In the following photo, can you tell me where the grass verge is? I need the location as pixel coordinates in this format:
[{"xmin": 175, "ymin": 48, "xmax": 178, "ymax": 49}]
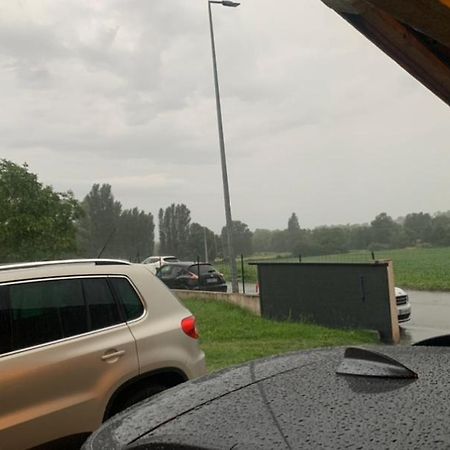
[{"xmin": 183, "ymin": 298, "xmax": 378, "ymax": 372}]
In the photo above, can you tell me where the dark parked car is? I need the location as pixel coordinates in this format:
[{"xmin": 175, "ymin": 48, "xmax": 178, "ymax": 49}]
[
  {"xmin": 156, "ymin": 262, "xmax": 227, "ymax": 293},
  {"xmin": 84, "ymin": 341, "xmax": 450, "ymax": 449}
]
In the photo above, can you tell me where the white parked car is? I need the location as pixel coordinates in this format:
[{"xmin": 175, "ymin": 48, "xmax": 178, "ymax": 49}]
[
  {"xmin": 142, "ymin": 255, "xmax": 179, "ymax": 274},
  {"xmin": 395, "ymin": 287, "xmax": 412, "ymax": 322}
]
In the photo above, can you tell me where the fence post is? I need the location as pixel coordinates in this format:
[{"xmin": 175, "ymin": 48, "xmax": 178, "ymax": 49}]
[{"xmin": 241, "ymin": 254, "xmax": 245, "ymax": 294}]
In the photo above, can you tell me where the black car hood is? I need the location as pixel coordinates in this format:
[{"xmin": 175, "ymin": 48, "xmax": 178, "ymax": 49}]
[{"xmin": 84, "ymin": 346, "xmax": 450, "ymax": 449}]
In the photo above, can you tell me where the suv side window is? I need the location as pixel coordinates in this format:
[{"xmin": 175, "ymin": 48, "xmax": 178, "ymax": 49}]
[
  {"xmin": 83, "ymin": 278, "xmax": 121, "ymax": 330},
  {"xmin": 109, "ymin": 277, "xmax": 144, "ymax": 321},
  {"xmin": 8, "ymin": 279, "xmax": 86, "ymax": 352},
  {"xmin": 0, "ymin": 277, "xmax": 125, "ymax": 355},
  {"xmin": 0, "ymin": 286, "xmax": 11, "ymax": 354}
]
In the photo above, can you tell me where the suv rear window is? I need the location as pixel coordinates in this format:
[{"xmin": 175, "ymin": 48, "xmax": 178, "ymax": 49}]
[
  {"xmin": 84, "ymin": 278, "xmax": 121, "ymax": 330},
  {"xmin": 189, "ymin": 264, "xmax": 216, "ymax": 276},
  {"xmin": 110, "ymin": 277, "xmax": 144, "ymax": 321},
  {"xmin": 0, "ymin": 277, "xmax": 137, "ymax": 355}
]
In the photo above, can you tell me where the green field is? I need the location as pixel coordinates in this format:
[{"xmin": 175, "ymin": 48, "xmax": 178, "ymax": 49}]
[
  {"xmin": 183, "ymin": 298, "xmax": 378, "ymax": 372},
  {"xmin": 216, "ymin": 247, "xmax": 450, "ymax": 291},
  {"xmin": 367, "ymin": 247, "xmax": 450, "ymax": 291}
]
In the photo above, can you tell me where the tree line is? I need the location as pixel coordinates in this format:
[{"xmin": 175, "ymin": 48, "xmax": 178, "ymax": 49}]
[
  {"xmin": 0, "ymin": 160, "xmax": 252, "ymax": 262},
  {"xmin": 1, "ymin": 159, "xmax": 450, "ymax": 263},
  {"xmin": 253, "ymin": 211, "xmax": 450, "ymax": 256}
]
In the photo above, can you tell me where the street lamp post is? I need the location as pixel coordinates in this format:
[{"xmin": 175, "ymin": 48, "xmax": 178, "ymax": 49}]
[{"xmin": 208, "ymin": 0, "xmax": 240, "ymax": 293}]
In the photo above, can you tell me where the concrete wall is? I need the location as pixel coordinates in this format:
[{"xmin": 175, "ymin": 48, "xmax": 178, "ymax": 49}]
[{"xmin": 172, "ymin": 289, "xmax": 261, "ymax": 316}]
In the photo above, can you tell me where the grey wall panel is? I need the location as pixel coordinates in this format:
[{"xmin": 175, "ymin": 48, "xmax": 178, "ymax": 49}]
[{"xmin": 251, "ymin": 262, "xmax": 398, "ymax": 343}]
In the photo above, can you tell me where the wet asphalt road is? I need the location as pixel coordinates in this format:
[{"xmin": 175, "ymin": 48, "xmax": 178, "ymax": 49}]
[{"xmin": 400, "ymin": 290, "xmax": 450, "ymax": 344}]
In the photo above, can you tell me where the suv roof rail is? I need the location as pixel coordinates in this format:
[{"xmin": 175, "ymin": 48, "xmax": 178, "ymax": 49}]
[{"xmin": 0, "ymin": 259, "xmax": 132, "ymax": 271}]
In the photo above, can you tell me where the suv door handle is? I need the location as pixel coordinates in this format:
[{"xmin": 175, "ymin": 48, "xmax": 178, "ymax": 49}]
[{"xmin": 101, "ymin": 349, "xmax": 125, "ymax": 361}]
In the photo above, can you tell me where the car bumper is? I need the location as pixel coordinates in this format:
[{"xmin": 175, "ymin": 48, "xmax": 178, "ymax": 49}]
[
  {"xmin": 194, "ymin": 284, "xmax": 227, "ymax": 293},
  {"xmin": 397, "ymin": 302, "xmax": 412, "ymax": 323}
]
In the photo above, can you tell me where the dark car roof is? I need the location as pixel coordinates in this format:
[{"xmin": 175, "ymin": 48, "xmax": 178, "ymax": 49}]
[{"xmin": 84, "ymin": 345, "xmax": 450, "ymax": 449}]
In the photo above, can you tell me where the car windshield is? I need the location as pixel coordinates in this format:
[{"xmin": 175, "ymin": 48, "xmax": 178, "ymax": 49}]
[{"xmin": 164, "ymin": 257, "xmax": 179, "ymax": 262}]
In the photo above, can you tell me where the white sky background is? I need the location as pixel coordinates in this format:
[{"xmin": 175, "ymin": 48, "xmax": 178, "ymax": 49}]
[{"xmin": 0, "ymin": 0, "xmax": 448, "ymax": 233}]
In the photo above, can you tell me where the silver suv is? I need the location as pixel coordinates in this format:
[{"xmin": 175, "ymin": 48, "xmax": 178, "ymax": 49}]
[{"xmin": 0, "ymin": 259, "xmax": 206, "ymax": 450}]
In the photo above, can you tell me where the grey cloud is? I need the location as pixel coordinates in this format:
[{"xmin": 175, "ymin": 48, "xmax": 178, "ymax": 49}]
[
  {"xmin": 14, "ymin": 61, "xmax": 53, "ymax": 88},
  {"xmin": 0, "ymin": 23, "xmax": 67, "ymax": 61},
  {"xmin": 0, "ymin": 0, "xmax": 448, "ymax": 232}
]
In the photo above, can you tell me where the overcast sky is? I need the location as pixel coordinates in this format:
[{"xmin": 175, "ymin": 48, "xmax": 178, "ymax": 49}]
[{"xmin": 0, "ymin": 0, "xmax": 448, "ymax": 233}]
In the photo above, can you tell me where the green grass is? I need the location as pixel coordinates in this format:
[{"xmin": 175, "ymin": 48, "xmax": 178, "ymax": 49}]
[
  {"xmin": 302, "ymin": 247, "xmax": 450, "ymax": 291},
  {"xmin": 183, "ymin": 298, "xmax": 378, "ymax": 372},
  {"xmin": 373, "ymin": 247, "xmax": 450, "ymax": 291},
  {"xmin": 216, "ymin": 247, "xmax": 450, "ymax": 291}
]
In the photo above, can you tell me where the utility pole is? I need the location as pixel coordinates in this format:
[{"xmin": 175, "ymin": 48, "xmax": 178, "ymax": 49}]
[{"xmin": 207, "ymin": 0, "xmax": 240, "ymax": 292}]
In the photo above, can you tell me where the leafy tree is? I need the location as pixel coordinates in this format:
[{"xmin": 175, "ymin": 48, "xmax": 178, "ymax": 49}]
[
  {"xmin": 291, "ymin": 229, "xmax": 323, "ymax": 256},
  {"xmin": 370, "ymin": 212, "xmax": 401, "ymax": 247},
  {"xmin": 347, "ymin": 224, "xmax": 372, "ymax": 250},
  {"xmin": 287, "ymin": 213, "xmax": 301, "ymax": 233},
  {"xmin": 311, "ymin": 226, "xmax": 348, "ymax": 254},
  {"xmin": 159, "ymin": 203, "xmax": 191, "ymax": 258},
  {"xmin": 252, "ymin": 229, "xmax": 273, "ymax": 253},
  {"xmin": 430, "ymin": 214, "xmax": 450, "ymax": 246},
  {"xmin": 77, "ymin": 184, "xmax": 122, "ymax": 257},
  {"xmin": 117, "ymin": 208, "xmax": 155, "ymax": 261},
  {"xmin": 78, "ymin": 184, "xmax": 155, "ymax": 260},
  {"xmin": 221, "ymin": 220, "xmax": 253, "ymax": 257},
  {"xmin": 187, "ymin": 223, "xmax": 217, "ymax": 261},
  {"xmin": 404, "ymin": 212, "xmax": 432, "ymax": 244},
  {"xmin": 158, "ymin": 208, "xmax": 166, "ymax": 254},
  {"xmin": 0, "ymin": 159, "xmax": 81, "ymax": 262}
]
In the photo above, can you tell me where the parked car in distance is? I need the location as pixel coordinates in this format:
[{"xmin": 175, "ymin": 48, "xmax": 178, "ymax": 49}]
[
  {"xmin": 84, "ymin": 343, "xmax": 450, "ymax": 449},
  {"xmin": 395, "ymin": 287, "xmax": 412, "ymax": 323},
  {"xmin": 157, "ymin": 261, "xmax": 227, "ymax": 292},
  {"xmin": 0, "ymin": 259, "xmax": 206, "ymax": 450},
  {"xmin": 142, "ymin": 255, "xmax": 179, "ymax": 273}
]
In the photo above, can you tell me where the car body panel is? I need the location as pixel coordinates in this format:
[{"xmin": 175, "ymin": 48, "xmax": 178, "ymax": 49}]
[
  {"xmin": 0, "ymin": 260, "xmax": 206, "ymax": 449},
  {"xmin": 395, "ymin": 287, "xmax": 412, "ymax": 322},
  {"xmin": 85, "ymin": 345, "xmax": 450, "ymax": 449},
  {"xmin": 0, "ymin": 324, "xmax": 138, "ymax": 450},
  {"xmin": 125, "ymin": 270, "xmax": 207, "ymax": 379}
]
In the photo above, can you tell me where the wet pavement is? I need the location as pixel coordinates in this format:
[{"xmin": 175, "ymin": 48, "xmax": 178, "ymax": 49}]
[{"xmin": 400, "ymin": 290, "xmax": 450, "ymax": 344}]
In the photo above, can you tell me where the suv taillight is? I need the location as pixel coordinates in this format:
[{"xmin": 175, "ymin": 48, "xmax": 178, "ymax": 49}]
[{"xmin": 181, "ymin": 316, "xmax": 199, "ymax": 339}]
